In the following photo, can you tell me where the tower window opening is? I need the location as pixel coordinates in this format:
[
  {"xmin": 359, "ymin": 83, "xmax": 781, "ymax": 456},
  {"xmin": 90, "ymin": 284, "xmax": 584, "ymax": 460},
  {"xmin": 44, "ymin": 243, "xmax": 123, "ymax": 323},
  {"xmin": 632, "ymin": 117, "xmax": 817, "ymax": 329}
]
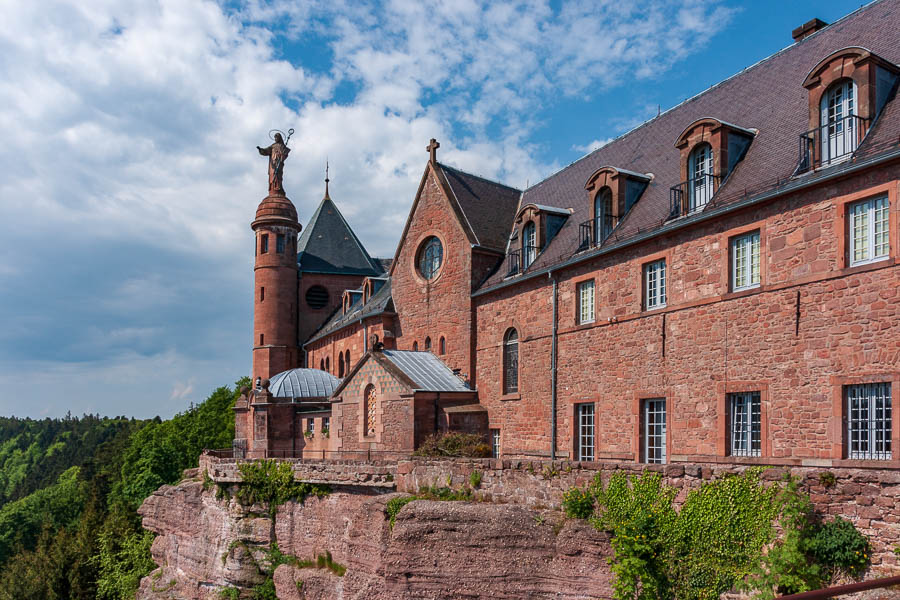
[
  {"xmin": 259, "ymin": 287, "xmax": 265, "ymax": 302},
  {"xmin": 276, "ymin": 234, "xmax": 285, "ymax": 253},
  {"xmin": 260, "ymin": 234, "xmax": 269, "ymax": 254},
  {"xmin": 259, "ymin": 333, "xmax": 264, "ymax": 345}
]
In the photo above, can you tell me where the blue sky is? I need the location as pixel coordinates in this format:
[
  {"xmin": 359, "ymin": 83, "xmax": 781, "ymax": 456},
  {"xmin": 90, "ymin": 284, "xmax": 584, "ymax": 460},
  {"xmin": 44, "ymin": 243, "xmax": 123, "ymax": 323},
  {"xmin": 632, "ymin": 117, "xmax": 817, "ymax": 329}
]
[{"xmin": 0, "ymin": 0, "xmax": 867, "ymax": 418}]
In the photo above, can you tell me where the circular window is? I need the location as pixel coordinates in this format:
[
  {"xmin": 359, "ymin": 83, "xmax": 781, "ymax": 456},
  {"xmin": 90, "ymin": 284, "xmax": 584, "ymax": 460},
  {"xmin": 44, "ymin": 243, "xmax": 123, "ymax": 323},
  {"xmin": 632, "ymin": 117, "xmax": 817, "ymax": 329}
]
[
  {"xmin": 305, "ymin": 285, "xmax": 329, "ymax": 309},
  {"xmin": 417, "ymin": 236, "xmax": 443, "ymax": 280}
]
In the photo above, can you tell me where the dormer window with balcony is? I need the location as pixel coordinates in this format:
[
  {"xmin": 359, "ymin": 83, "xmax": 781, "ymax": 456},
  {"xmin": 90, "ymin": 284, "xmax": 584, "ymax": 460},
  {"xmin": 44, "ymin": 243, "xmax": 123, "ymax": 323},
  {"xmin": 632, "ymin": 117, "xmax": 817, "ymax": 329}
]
[
  {"xmin": 669, "ymin": 118, "xmax": 755, "ymax": 219},
  {"xmin": 506, "ymin": 204, "xmax": 571, "ymax": 276},
  {"xmin": 579, "ymin": 166, "xmax": 651, "ymax": 250},
  {"xmin": 798, "ymin": 47, "xmax": 899, "ymax": 173}
]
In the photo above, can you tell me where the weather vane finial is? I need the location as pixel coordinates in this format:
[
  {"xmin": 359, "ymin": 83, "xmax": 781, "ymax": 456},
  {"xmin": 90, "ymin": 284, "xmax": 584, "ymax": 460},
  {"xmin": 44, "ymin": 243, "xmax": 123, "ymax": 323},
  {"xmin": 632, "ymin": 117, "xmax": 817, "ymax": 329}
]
[{"xmin": 324, "ymin": 159, "xmax": 330, "ymax": 199}]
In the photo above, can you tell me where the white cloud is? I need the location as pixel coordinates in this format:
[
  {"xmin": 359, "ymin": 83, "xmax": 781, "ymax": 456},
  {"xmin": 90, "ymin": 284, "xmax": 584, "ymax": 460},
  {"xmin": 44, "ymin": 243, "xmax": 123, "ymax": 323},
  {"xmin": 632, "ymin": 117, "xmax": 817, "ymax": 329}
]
[
  {"xmin": 0, "ymin": 0, "xmax": 734, "ymax": 417},
  {"xmin": 572, "ymin": 138, "xmax": 614, "ymax": 154}
]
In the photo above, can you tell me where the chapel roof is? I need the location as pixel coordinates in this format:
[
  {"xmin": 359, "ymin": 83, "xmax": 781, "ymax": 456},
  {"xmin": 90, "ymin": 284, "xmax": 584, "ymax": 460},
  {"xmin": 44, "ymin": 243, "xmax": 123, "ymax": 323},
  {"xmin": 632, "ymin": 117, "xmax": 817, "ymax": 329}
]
[
  {"xmin": 297, "ymin": 195, "xmax": 383, "ymax": 276},
  {"xmin": 436, "ymin": 163, "xmax": 522, "ymax": 252},
  {"xmin": 380, "ymin": 350, "xmax": 473, "ymax": 393},
  {"xmin": 477, "ymin": 0, "xmax": 900, "ymax": 291}
]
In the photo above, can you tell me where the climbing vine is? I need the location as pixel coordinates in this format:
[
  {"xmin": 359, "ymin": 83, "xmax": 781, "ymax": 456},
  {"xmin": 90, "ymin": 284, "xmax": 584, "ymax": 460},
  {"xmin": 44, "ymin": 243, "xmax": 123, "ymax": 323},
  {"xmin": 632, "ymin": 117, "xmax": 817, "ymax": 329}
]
[
  {"xmin": 234, "ymin": 460, "xmax": 330, "ymax": 517},
  {"xmin": 563, "ymin": 469, "xmax": 870, "ymax": 600}
]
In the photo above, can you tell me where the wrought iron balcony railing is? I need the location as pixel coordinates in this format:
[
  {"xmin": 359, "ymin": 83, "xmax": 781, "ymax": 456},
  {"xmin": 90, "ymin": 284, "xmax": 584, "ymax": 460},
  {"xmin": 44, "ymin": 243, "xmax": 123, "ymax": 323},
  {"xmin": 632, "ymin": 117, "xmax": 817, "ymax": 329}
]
[
  {"xmin": 577, "ymin": 215, "xmax": 617, "ymax": 251},
  {"xmin": 506, "ymin": 249, "xmax": 520, "ymax": 276},
  {"xmin": 798, "ymin": 113, "xmax": 869, "ymax": 173},
  {"xmin": 669, "ymin": 173, "xmax": 721, "ymax": 219}
]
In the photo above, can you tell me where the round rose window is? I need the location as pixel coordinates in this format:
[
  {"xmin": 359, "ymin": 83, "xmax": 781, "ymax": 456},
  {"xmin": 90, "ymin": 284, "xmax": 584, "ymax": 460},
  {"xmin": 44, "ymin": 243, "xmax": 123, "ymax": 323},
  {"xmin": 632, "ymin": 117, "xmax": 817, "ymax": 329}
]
[{"xmin": 417, "ymin": 236, "xmax": 443, "ymax": 280}]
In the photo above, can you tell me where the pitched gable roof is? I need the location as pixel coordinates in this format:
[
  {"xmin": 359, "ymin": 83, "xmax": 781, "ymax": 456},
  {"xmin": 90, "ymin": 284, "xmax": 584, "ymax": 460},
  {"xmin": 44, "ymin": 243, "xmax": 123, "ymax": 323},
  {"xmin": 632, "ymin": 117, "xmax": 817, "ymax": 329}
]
[
  {"xmin": 478, "ymin": 0, "xmax": 900, "ymax": 291},
  {"xmin": 304, "ymin": 277, "xmax": 394, "ymax": 346},
  {"xmin": 332, "ymin": 350, "xmax": 474, "ymax": 397},
  {"xmin": 436, "ymin": 163, "xmax": 522, "ymax": 252},
  {"xmin": 297, "ymin": 195, "xmax": 383, "ymax": 276}
]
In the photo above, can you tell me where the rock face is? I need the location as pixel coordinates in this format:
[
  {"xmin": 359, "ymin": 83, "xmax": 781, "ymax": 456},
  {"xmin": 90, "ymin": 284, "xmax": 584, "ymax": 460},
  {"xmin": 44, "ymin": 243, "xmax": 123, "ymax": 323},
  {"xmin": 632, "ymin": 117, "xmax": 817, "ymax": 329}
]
[{"xmin": 137, "ymin": 477, "xmax": 613, "ymax": 599}]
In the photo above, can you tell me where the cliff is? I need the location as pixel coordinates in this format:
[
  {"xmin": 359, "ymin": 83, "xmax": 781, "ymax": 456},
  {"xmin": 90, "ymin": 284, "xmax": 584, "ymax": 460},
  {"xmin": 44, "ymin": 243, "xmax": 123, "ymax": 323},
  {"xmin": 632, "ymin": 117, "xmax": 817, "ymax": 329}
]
[{"xmin": 136, "ymin": 471, "xmax": 613, "ymax": 599}]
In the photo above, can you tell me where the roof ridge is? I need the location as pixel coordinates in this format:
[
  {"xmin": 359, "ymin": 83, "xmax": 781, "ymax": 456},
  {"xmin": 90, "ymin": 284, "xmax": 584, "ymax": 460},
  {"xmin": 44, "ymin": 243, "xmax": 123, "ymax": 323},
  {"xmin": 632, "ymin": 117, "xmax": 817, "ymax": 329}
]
[
  {"xmin": 437, "ymin": 161, "xmax": 522, "ymax": 193},
  {"xmin": 524, "ymin": 0, "xmax": 888, "ymax": 195}
]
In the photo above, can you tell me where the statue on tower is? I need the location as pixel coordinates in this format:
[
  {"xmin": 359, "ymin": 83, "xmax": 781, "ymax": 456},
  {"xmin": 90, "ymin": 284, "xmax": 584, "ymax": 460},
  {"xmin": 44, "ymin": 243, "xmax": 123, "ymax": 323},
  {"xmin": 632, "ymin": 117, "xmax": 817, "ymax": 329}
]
[{"xmin": 257, "ymin": 129, "xmax": 293, "ymax": 195}]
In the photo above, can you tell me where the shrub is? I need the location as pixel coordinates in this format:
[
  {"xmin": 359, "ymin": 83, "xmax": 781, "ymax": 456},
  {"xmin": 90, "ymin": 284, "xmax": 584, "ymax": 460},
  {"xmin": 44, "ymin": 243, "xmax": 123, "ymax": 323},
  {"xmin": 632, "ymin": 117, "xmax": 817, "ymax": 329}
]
[
  {"xmin": 385, "ymin": 496, "xmax": 417, "ymax": 528},
  {"xmin": 235, "ymin": 460, "xmax": 329, "ymax": 517},
  {"xmin": 412, "ymin": 433, "xmax": 491, "ymax": 458},
  {"xmin": 561, "ymin": 486, "xmax": 594, "ymax": 519},
  {"xmin": 807, "ymin": 517, "xmax": 870, "ymax": 578},
  {"xmin": 469, "ymin": 470, "xmax": 483, "ymax": 489},
  {"xmin": 219, "ymin": 587, "xmax": 240, "ymax": 600}
]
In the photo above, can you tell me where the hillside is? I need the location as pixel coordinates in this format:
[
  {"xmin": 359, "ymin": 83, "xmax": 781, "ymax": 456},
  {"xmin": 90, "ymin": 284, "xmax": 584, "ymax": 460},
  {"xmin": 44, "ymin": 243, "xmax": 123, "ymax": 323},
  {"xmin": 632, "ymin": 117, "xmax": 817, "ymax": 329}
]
[{"xmin": 0, "ymin": 378, "xmax": 247, "ymax": 600}]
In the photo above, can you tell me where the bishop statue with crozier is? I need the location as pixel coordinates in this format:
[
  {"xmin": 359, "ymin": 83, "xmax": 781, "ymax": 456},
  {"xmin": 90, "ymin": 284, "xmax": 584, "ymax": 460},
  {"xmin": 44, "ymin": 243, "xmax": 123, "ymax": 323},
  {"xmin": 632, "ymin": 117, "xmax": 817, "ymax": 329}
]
[{"xmin": 257, "ymin": 132, "xmax": 291, "ymax": 195}]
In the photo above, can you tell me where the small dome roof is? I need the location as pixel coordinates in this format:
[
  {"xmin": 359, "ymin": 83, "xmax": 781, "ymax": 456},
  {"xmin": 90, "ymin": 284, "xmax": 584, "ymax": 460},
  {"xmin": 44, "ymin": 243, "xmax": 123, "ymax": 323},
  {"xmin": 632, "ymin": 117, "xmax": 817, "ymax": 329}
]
[
  {"xmin": 254, "ymin": 193, "xmax": 298, "ymax": 224},
  {"xmin": 268, "ymin": 368, "xmax": 341, "ymax": 399}
]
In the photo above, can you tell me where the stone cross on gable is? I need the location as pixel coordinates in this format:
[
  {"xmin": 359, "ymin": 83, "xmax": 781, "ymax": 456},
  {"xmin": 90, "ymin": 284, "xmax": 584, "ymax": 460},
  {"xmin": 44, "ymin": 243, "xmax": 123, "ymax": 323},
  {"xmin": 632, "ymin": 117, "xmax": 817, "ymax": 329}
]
[{"xmin": 427, "ymin": 138, "xmax": 440, "ymax": 164}]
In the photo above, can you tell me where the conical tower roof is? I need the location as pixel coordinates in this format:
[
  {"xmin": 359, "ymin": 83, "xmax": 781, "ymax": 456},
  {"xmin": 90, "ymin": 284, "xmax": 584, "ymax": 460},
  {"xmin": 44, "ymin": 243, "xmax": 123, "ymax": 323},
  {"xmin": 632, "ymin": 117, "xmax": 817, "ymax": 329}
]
[{"xmin": 297, "ymin": 190, "xmax": 382, "ymax": 276}]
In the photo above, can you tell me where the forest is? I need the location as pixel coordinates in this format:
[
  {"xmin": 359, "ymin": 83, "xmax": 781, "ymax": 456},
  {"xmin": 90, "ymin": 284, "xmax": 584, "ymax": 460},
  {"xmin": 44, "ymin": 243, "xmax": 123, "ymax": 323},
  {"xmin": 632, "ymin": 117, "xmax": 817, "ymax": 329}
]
[{"xmin": 0, "ymin": 377, "xmax": 248, "ymax": 599}]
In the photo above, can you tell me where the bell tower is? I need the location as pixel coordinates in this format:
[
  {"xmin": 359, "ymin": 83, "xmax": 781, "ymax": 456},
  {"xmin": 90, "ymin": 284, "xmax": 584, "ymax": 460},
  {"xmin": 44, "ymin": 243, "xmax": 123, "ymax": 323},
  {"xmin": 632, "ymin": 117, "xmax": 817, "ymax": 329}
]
[{"xmin": 251, "ymin": 131, "xmax": 301, "ymax": 383}]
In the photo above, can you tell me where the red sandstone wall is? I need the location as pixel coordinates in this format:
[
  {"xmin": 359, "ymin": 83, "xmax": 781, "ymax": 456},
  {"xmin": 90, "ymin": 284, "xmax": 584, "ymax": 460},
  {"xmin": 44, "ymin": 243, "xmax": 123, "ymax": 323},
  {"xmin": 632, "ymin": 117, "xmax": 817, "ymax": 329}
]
[
  {"xmin": 391, "ymin": 166, "xmax": 476, "ymax": 380},
  {"xmin": 298, "ymin": 273, "xmax": 368, "ymax": 348},
  {"xmin": 475, "ymin": 171, "xmax": 900, "ymax": 465}
]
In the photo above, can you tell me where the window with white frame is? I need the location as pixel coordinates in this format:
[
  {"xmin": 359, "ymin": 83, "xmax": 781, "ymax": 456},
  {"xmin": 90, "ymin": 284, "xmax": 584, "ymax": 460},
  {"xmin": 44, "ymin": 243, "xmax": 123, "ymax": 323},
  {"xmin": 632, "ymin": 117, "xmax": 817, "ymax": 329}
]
[
  {"xmin": 578, "ymin": 280, "xmax": 595, "ymax": 324},
  {"xmin": 491, "ymin": 429, "xmax": 501, "ymax": 458},
  {"xmin": 689, "ymin": 144, "xmax": 714, "ymax": 211},
  {"xmin": 644, "ymin": 259, "xmax": 666, "ymax": 310},
  {"xmin": 306, "ymin": 418, "xmax": 315, "ymax": 436},
  {"xmin": 729, "ymin": 392, "xmax": 761, "ymax": 457},
  {"xmin": 643, "ymin": 399, "xmax": 666, "ymax": 464},
  {"xmin": 577, "ymin": 403, "xmax": 595, "ymax": 461},
  {"xmin": 846, "ymin": 383, "xmax": 892, "ymax": 460},
  {"xmin": 849, "ymin": 196, "xmax": 890, "ymax": 266},
  {"xmin": 523, "ymin": 221, "xmax": 537, "ymax": 269},
  {"xmin": 322, "ymin": 416, "xmax": 330, "ymax": 434},
  {"xmin": 731, "ymin": 231, "xmax": 761, "ymax": 291}
]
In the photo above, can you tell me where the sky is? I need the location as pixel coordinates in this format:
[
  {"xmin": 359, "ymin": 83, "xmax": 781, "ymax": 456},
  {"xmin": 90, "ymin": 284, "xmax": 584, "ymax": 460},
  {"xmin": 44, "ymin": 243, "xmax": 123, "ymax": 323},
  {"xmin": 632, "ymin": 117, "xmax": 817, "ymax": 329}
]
[{"xmin": 0, "ymin": 0, "xmax": 869, "ymax": 419}]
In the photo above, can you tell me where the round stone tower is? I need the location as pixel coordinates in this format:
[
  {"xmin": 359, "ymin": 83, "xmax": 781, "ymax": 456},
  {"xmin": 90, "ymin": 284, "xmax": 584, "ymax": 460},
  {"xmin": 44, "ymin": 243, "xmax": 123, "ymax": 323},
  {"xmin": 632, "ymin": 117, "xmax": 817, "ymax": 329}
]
[{"xmin": 251, "ymin": 189, "xmax": 301, "ymax": 383}]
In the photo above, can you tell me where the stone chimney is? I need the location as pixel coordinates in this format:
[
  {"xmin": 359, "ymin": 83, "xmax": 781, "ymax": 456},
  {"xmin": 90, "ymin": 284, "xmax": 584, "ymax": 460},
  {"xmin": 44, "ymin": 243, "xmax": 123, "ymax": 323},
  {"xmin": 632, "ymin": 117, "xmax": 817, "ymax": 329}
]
[{"xmin": 792, "ymin": 18, "xmax": 828, "ymax": 43}]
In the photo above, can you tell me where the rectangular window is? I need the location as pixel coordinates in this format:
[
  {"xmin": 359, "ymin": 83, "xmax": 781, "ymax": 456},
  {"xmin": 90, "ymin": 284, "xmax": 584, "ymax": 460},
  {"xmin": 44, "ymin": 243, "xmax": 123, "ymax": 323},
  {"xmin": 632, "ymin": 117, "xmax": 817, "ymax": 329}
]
[
  {"xmin": 643, "ymin": 398, "xmax": 667, "ymax": 464},
  {"xmin": 306, "ymin": 419, "xmax": 315, "ymax": 436},
  {"xmin": 849, "ymin": 196, "xmax": 890, "ymax": 266},
  {"xmin": 276, "ymin": 233, "xmax": 285, "ymax": 253},
  {"xmin": 260, "ymin": 234, "xmax": 269, "ymax": 254},
  {"xmin": 322, "ymin": 416, "xmax": 330, "ymax": 433},
  {"xmin": 729, "ymin": 392, "xmax": 761, "ymax": 457},
  {"xmin": 259, "ymin": 287, "xmax": 265, "ymax": 302},
  {"xmin": 491, "ymin": 429, "xmax": 501, "ymax": 458},
  {"xmin": 644, "ymin": 259, "xmax": 666, "ymax": 310},
  {"xmin": 731, "ymin": 231, "xmax": 761, "ymax": 291},
  {"xmin": 578, "ymin": 280, "xmax": 595, "ymax": 324},
  {"xmin": 846, "ymin": 383, "xmax": 892, "ymax": 460},
  {"xmin": 577, "ymin": 403, "xmax": 595, "ymax": 461}
]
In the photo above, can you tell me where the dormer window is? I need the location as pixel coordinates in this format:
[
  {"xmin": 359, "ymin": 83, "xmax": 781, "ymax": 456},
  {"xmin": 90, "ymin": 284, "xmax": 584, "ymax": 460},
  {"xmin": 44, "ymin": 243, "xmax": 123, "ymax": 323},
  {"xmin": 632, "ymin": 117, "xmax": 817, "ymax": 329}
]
[
  {"xmin": 689, "ymin": 143, "xmax": 714, "ymax": 211},
  {"xmin": 594, "ymin": 188, "xmax": 613, "ymax": 244},
  {"xmin": 670, "ymin": 118, "xmax": 754, "ymax": 219},
  {"xmin": 799, "ymin": 47, "xmax": 899, "ymax": 173},
  {"xmin": 522, "ymin": 221, "xmax": 537, "ymax": 269}
]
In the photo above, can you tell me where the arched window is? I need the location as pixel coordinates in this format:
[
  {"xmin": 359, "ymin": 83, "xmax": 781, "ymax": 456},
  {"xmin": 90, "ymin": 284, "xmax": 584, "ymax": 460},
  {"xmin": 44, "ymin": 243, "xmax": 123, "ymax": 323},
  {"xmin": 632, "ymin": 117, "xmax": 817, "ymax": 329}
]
[
  {"xmin": 821, "ymin": 79, "xmax": 858, "ymax": 164},
  {"xmin": 688, "ymin": 143, "xmax": 713, "ymax": 211},
  {"xmin": 503, "ymin": 328, "xmax": 519, "ymax": 395},
  {"xmin": 522, "ymin": 222, "xmax": 537, "ymax": 269},
  {"xmin": 424, "ymin": 336, "xmax": 431, "ymax": 351},
  {"xmin": 338, "ymin": 353, "xmax": 345, "ymax": 377},
  {"xmin": 325, "ymin": 356, "xmax": 330, "ymax": 373},
  {"xmin": 413, "ymin": 341, "xmax": 419, "ymax": 351},
  {"xmin": 364, "ymin": 384, "xmax": 377, "ymax": 436},
  {"xmin": 345, "ymin": 350, "xmax": 351, "ymax": 372},
  {"xmin": 439, "ymin": 337, "xmax": 446, "ymax": 355},
  {"xmin": 594, "ymin": 187, "xmax": 613, "ymax": 244},
  {"xmin": 417, "ymin": 236, "xmax": 443, "ymax": 280},
  {"xmin": 320, "ymin": 359, "xmax": 324, "ymax": 370}
]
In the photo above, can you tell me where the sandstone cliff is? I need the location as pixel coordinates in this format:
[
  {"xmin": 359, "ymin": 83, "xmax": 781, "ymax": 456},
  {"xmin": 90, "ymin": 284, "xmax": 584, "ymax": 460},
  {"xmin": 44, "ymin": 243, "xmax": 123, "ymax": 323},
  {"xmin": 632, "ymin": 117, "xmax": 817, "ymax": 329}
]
[{"xmin": 136, "ymin": 474, "xmax": 613, "ymax": 599}]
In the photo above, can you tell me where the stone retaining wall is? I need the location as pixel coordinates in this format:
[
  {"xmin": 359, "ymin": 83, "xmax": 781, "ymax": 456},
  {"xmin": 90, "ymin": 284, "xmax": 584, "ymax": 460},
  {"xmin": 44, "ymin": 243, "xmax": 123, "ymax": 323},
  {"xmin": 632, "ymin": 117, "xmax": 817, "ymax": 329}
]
[{"xmin": 199, "ymin": 453, "xmax": 900, "ymax": 571}]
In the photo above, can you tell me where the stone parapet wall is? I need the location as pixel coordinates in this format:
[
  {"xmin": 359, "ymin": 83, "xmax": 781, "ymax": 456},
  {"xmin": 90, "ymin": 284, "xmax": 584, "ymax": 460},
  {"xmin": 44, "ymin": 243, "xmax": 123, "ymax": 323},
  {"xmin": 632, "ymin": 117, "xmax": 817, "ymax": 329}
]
[{"xmin": 199, "ymin": 453, "xmax": 398, "ymax": 487}]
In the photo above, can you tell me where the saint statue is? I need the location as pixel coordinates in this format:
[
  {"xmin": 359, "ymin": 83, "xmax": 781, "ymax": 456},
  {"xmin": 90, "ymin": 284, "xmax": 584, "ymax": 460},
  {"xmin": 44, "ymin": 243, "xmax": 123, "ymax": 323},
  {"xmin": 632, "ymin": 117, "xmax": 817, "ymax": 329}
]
[{"xmin": 257, "ymin": 132, "xmax": 291, "ymax": 194}]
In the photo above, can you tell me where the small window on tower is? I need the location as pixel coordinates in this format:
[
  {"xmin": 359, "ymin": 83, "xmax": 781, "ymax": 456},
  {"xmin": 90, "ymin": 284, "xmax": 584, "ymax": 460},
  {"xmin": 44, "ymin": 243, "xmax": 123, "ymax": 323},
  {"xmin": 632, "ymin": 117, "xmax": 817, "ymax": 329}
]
[
  {"xmin": 259, "ymin": 287, "xmax": 265, "ymax": 302},
  {"xmin": 260, "ymin": 234, "xmax": 269, "ymax": 254},
  {"xmin": 259, "ymin": 333, "xmax": 264, "ymax": 345},
  {"xmin": 276, "ymin": 234, "xmax": 285, "ymax": 253}
]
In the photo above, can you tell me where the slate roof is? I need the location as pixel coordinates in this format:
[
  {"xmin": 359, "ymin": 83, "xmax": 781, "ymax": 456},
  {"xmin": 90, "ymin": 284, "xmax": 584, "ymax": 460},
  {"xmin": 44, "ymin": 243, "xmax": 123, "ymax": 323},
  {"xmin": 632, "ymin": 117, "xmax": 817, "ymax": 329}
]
[
  {"xmin": 478, "ymin": 0, "xmax": 900, "ymax": 290},
  {"xmin": 381, "ymin": 350, "xmax": 473, "ymax": 393},
  {"xmin": 304, "ymin": 278, "xmax": 394, "ymax": 346},
  {"xmin": 437, "ymin": 163, "xmax": 522, "ymax": 252},
  {"xmin": 297, "ymin": 195, "xmax": 382, "ymax": 276},
  {"xmin": 268, "ymin": 368, "xmax": 342, "ymax": 399}
]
